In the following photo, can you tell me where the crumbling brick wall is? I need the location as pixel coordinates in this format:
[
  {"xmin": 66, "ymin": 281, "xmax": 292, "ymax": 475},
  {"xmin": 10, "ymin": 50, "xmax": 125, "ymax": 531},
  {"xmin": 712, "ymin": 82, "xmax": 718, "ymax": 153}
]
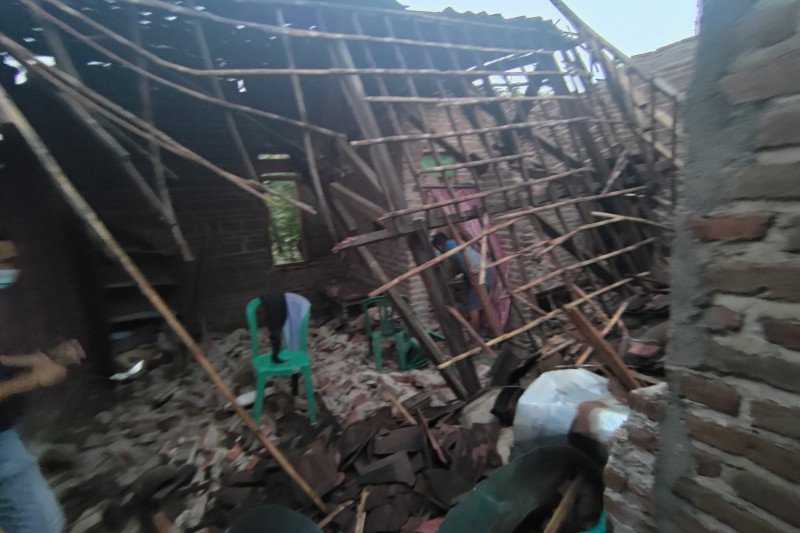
[{"xmin": 608, "ymin": 1, "xmax": 800, "ymax": 531}]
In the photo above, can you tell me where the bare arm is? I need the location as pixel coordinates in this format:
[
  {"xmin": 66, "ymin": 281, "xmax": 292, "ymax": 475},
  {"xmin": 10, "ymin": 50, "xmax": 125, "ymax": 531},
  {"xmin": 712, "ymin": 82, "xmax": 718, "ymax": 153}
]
[{"xmin": 0, "ymin": 353, "xmax": 67, "ymax": 402}]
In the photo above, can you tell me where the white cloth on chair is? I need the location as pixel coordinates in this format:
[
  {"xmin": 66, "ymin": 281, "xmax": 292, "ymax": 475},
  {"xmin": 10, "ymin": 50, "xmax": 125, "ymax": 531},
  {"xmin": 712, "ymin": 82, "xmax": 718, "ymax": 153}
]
[{"xmin": 282, "ymin": 292, "xmax": 310, "ymax": 352}]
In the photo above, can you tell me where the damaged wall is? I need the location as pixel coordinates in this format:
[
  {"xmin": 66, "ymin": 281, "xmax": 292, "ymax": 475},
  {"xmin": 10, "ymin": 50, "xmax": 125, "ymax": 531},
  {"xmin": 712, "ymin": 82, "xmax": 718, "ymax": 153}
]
[{"xmin": 608, "ymin": 1, "xmax": 800, "ymax": 531}]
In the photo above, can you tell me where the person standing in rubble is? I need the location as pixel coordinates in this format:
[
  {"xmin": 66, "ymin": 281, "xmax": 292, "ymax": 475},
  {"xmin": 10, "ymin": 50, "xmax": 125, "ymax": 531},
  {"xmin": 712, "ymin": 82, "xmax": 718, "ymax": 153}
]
[
  {"xmin": 0, "ymin": 241, "xmax": 83, "ymax": 533},
  {"xmin": 431, "ymin": 233, "xmax": 496, "ymax": 335}
]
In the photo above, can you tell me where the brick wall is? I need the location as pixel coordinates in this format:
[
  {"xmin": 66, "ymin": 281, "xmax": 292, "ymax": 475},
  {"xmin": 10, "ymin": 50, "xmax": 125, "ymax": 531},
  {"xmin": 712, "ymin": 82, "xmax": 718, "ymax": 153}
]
[
  {"xmin": 607, "ymin": 1, "xmax": 800, "ymax": 531},
  {"xmin": 172, "ymin": 175, "xmax": 351, "ymax": 330}
]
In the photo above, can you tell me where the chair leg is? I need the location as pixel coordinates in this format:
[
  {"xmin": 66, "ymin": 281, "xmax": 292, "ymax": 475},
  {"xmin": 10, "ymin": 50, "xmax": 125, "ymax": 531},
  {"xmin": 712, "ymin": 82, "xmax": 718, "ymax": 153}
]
[
  {"xmin": 302, "ymin": 367, "xmax": 317, "ymax": 426},
  {"xmin": 251, "ymin": 372, "xmax": 268, "ymax": 423},
  {"xmin": 372, "ymin": 333, "xmax": 384, "ymax": 372},
  {"xmin": 291, "ymin": 374, "xmax": 300, "ymax": 397}
]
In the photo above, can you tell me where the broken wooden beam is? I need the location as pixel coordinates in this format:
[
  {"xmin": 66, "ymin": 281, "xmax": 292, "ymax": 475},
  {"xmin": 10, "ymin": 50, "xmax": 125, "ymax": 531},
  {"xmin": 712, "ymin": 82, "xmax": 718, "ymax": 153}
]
[
  {"xmin": 563, "ymin": 305, "xmax": 640, "ymax": 391},
  {"xmin": 543, "ymin": 476, "xmax": 583, "ymax": 533},
  {"xmin": 575, "ymin": 299, "xmax": 630, "ymax": 366}
]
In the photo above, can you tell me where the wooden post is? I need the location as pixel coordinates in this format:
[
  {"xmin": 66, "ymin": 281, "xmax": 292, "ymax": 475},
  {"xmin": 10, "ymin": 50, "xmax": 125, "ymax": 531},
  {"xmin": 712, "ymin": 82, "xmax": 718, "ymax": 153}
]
[
  {"xmin": 275, "ymin": 7, "xmax": 338, "ymax": 242},
  {"xmin": 407, "ymin": 229, "xmax": 481, "ymax": 395},
  {"xmin": 22, "ymin": 3, "xmax": 193, "ymax": 259},
  {"xmin": 447, "ymin": 306, "xmax": 499, "ymax": 361},
  {"xmin": 327, "ymin": 38, "xmax": 405, "ymax": 212},
  {"xmin": 0, "ymin": 84, "xmax": 327, "ymax": 513},
  {"xmin": 332, "ymin": 198, "xmax": 469, "ymax": 400},
  {"xmin": 129, "ymin": 13, "xmax": 194, "ymax": 262}
]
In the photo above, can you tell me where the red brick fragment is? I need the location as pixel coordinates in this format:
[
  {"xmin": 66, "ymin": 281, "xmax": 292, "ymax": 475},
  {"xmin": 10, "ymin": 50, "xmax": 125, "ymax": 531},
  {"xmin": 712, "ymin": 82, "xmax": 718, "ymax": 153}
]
[{"xmin": 689, "ymin": 213, "xmax": 772, "ymax": 242}]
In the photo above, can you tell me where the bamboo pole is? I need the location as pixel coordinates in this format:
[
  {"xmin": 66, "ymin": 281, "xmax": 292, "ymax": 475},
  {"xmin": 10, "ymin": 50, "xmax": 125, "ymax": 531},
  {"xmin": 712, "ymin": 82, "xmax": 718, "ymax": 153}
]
[
  {"xmin": 23, "ymin": 4, "xmax": 193, "ymax": 260},
  {"xmin": 364, "ymin": 95, "xmax": 581, "ymax": 106},
  {"xmin": 276, "ymin": 7, "xmax": 338, "ymax": 242},
  {"xmin": 332, "ymin": 198, "xmax": 469, "ymax": 400},
  {"xmin": 438, "ymin": 276, "xmax": 642, "ymax": 369},
  {"xmin": 575, "ymin": 299, "xmax": 629, "ymax": 366},
  {"xmin": 377, "ymin": 167, "xmax": 590, "ymax": 221},
  {"xmin": 129, "ymin": 13, "xmax": 194, "ymax": 262},
  {"xmin": 447, "ymin": 306, "xmax": 499, "ymax": 360},
  {"xmin": 487, "ymin": 217, "xmax": 623, "ymax": 270},
  {"xmin": 380, "ymin": 381, "xmax": 417, "ymax": 426},
  {"xmin": 368, "ymin": 187, "xmax": 646, "ymax": 298},
  {"xmin": 0, "ymin": 84, "xmax": 327, "ymax": 513},
  {"xmin": 12, "ymin": 4, "xmax": 343, "ymax": 139},
  {"xmin": 317, "ymin": 500, "xmax": 353, "ymax": 529},
  {"xmin": 350, "ymin": 118, "xmax": 594, "ymax": 147},
  {"xmin": 564, "ymin": 305, "xmax": 639, "ymax": 391},
  {"xmin": 0, "ymin": 35, "xmax": 316, "ymax": 214},
  {"xmin": 354, "ymin": 489, "xmax": 369, "ymax": 533},
  {"xmin": 591, "ymin": 211, "xmax": 673, "ymax": 231},
  {"xmin": 543, "ymin": 476, "xmax": 582, "ymax": 533},
  {"xmin": 511, "ymin": 238, "xmax": 655, "ymax": 295},
  {"xmin": 188, "ymin": 4, "xmax": 260, "ymax": 184}
]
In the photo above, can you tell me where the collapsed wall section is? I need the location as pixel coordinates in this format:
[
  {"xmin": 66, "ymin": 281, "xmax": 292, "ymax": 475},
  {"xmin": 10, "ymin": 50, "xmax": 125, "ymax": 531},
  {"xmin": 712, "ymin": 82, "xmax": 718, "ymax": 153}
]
[{"xmin": 607, "ymin": 1, "xmax": 800, "ymax": 531}]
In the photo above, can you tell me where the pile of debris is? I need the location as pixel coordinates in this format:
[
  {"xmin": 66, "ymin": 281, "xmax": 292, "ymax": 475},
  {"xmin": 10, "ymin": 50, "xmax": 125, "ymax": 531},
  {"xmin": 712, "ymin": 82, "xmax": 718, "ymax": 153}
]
[{"xmin": 41, "ymin": 316, "xmax": 500, "ymax": 532}]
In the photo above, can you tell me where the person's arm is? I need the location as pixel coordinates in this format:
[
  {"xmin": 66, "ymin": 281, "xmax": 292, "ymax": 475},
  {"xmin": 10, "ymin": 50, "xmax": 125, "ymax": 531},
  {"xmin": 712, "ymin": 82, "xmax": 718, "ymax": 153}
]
[{"xmin": 0, "ymin": 353, "xmax": 67, "ymax": 402}]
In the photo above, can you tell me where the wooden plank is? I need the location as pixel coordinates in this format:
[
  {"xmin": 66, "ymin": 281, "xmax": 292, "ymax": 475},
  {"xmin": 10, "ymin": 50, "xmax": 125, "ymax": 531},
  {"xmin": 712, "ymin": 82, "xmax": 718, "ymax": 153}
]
[
  {"xmin": 543, "ymin": 476, "xmax": 582, "ymax": 533},
  {"xmin": 575, "ymin": 299, "xmax": 629, "ymax": 365},
  {"xmin": 563, "ymin": 305, "xmax": 640, "ymax": 391}
]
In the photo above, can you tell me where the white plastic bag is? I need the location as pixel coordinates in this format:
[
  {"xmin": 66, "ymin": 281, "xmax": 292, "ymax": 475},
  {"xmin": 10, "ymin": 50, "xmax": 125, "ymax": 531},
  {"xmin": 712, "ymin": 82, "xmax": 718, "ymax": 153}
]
[{"xmin": 513, "ymin": 369, "xmax": 629, "ymax": 446}]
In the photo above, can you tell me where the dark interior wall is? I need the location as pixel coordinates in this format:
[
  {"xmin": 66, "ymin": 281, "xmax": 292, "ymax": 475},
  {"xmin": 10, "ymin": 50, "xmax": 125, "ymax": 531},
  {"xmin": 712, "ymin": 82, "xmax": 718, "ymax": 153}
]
[{"xmin": 0, "ymin": 127, "xmax": 105, "ymax": 369}]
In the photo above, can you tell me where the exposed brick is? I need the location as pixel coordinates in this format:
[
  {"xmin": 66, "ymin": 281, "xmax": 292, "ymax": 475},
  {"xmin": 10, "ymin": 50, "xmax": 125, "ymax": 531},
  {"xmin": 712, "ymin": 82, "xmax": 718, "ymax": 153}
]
[
  {"xmin": 735, "ymin": 0, "xmax": 800, "ymax": 51},
  {"xmin": 669, "ymin": 506, "xmax": 718, "ymax": 533},
  {"xmin": 759, "ymin": 99, "xmax": 800, "ymax": 149},
  {"xmin": 732, "ymin": 163, "xmax": 800, "ymax": 200},
  {"xmin": 628, "ymin": 423, "xmax": 660, "ymax": 453},
  {"xmin": 702, "ymin": 341, "xmax": 800, "ymax": 394},
  {"xmin": 673, "ymin": 477, "xmax": 785, "ymax": 533},
  {"xmin": 686, "ymin": 415, "xmax": 751, "ymax": 455},
  {"xmin": 628, "ymin": 383, "xmax": 668, "ymax": 422},
  {"xmin": 688, "ymin": 213, "xmax": 772, "ymax": 241},
  {"xmin": 604, "ymin": 494, "xmax": 656, "ymax": 533},
  {"xmin": 732, "ymin": 470, "xmax": 800, "ymax": 528},
  {"xmin": 706, "ymin": 262, "xmax": 800, "ymax": 302},
  {"xmin": 705, "ymin": 305, "xmax": 743, "ymax": 333},
  {"xmin": 693, "ymin": 448, "xmax": 722, "ymax": 478},
  {"xmin": 762, "ymin": 317, "xmax": 800, "ymax": 351},
  {"xmin": 675, "ymin": 370, "xmax": 741, "ymax": 415},
  {"xmin": 751, "ymin": 399, "xmax": 800, "ymax": 439},
  {"xmin": 722, "ymin": 34, "xmax": 800, "ymax": 104},
  {"xmin": 604, "ymin": 465, "xmax": 628, "ymax": 492},
  {"xmin": 687, "ymin": 415, "xmax": 800, "ymax": 483}
]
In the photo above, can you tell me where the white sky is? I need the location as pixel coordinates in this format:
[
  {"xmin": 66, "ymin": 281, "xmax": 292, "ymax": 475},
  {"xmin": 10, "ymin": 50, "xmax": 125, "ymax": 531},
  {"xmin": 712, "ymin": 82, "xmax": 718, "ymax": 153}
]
[{"xmin": 403, "ymin": 0, "xmax": 699, "ymax": 56}]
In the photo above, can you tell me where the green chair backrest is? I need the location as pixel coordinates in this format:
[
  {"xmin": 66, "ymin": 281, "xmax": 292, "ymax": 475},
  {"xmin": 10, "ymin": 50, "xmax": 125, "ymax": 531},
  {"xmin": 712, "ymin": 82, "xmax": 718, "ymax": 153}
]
[
  {"xmin": 361, "ymin": 296, "xmax": 398, "ymax": 336},
  {"xmin": 246, "ymin": 297, "xmax": 310, "ymax": 359}
]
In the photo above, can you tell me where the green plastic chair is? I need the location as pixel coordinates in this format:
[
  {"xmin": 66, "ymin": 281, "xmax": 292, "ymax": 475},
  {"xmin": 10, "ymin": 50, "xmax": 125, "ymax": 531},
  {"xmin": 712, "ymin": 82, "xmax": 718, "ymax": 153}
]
[
  {"xmin": 246, "ymin": 297, "xmax": 317, "ymax": 425},
  {"xmin": 362, "ymin": 296, "xmax": 429, "ymax": 372}
]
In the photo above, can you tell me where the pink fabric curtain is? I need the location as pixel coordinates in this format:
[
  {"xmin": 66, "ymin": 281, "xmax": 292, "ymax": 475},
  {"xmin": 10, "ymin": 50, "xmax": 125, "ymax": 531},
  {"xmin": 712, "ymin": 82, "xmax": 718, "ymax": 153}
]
[{"xmin": 426, "ymin": 188, "xmax": 511, "ymax": 329}]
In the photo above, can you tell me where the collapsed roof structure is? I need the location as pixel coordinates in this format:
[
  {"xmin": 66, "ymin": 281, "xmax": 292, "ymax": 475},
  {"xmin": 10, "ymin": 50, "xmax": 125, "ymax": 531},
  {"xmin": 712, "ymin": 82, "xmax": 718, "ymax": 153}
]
[{"xmin": 0, "ymin": 0, "xmax": 683, "ymax": 514}]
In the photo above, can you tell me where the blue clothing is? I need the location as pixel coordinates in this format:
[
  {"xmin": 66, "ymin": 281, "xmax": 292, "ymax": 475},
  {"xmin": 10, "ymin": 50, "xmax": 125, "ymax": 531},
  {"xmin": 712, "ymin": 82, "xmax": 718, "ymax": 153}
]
[
  {"xmin": 0, "ymin": 430, "xmax": 64, "ymax": 533},
  {"xmin": 443, "ymin": 239, "xmax": 496, "ymax": 312}
]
